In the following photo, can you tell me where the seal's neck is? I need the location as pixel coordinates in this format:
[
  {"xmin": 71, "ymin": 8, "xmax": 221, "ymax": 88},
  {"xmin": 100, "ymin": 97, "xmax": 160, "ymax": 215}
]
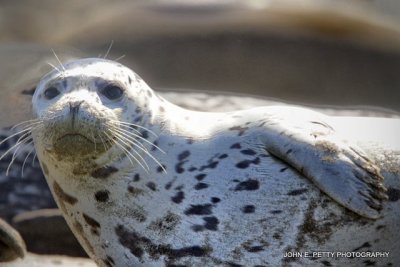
[{"xmin": 143, "ymin": 92, "xmax": 225, "ymax": 140}]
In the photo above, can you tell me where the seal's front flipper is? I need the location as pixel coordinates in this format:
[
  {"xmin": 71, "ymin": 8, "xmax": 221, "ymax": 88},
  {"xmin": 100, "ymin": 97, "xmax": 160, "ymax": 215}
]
[{"xmin": 259, "ymin": 108, "xmax": 388, "ymax": 219}]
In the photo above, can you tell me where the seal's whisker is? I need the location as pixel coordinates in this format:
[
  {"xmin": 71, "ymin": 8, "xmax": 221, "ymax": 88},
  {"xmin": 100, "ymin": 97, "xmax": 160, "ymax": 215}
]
[
  {"xmin": 114, "ymin": 132, "xmax": 161, "ymax": 170},
  {"xmin": 0, "ymin": 128, "xmax": 32, "ymax": 149},
  {"xmin": 105, "ymin": 132, "xmax": 148, "ymax": 172},
  {"xmin": 98, "ymin": 132, "xmax": 109, "ymax": 152},
  {"xmin": 47, "ymin": 62, "xmax": 61, "ymax": 74},
  {"xmin": 31, "ymin": 152, "xmax": 37, "ymax": 167},
  {"xmin": 112, "ymin": 132, "xmax": 150, "ymax": 171},
  {"xmin": 117, "ymin": 124, "xmax": 143, "ymax": 136},
  {"xmin": 114, "ymin": 54, "xmax": 125, "ymax": 62},
  {"xmin": 104, "ymin": 131, "xmax": 149, "ymax": 173},
  {"xmin": 51, "ymin": 48, "xmax": 65, "ymax": 71},
  {"xmin": 110, "ymin": 120, "xmax": 158, "ymax": 138},
  {"xmin": 90, "ymin": 129, "xmax": 97, "ymax": 153},
  {"xmin": 21, "ymin": 144, "xmax": 36, "ymax": 177},
  {"xmin": 112, "ymin": 130, "xmax": 167, "ymax": 174},
  {"xmin": 10, "ymin": 133, "xmax": 33, "ymax": 161},
  {"xmin": 104, "ymin": 40, "xmax": 114, "ymax": 59},
  {"xmin": 3, "ymin": 131, "xmax": 33, "ymax": 175},
  {"xmin": 7, "ymin": 138, "xmax": 33, "ymax": 176},
  {"xmin": 111, "ymin": 126, "xmax": 165, "ymax": 154},
  {"xmin": 11, "ymin": 119, "xmax": 41, "ymax": 131},
  {"xmin": 109, "ymin": 126, "xmax": 148, "ymax": 151}
]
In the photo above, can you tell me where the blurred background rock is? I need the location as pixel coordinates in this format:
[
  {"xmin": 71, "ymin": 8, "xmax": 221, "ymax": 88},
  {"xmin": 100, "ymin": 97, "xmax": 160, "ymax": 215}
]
[{"xmin": 0, "ymin": 0, "xmax": 400, "ymax": 265}]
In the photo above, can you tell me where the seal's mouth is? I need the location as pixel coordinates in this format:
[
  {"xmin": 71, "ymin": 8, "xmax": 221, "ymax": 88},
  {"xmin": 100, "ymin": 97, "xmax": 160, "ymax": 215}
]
[
  {"xmin": 52, "ymin": 131, "xmax": 112, "ymax": 159},
  {"xmin": 57, "ymin": 133, "xmax": 94, "ymax": 144}
]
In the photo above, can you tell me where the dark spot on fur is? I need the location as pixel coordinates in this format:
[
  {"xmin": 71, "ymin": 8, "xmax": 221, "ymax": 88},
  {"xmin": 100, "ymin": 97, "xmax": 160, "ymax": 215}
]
[
  {"xmin": 198, "ymin": 159, "xmax": 219, "ymax": 171},
  {"xmin": 273, "ymin": 233, "xmax": 281, "ymax": 240},
  {"xmin": 133, "ymin": 173, "xmax": 140, "ymax": 182},
  {"xmin": 175, "ymin": 161, "xmax": 187, "ymax": 174},
  {"xmin": 235, "ymin": 157, "xmax": 260, "ymax": 169},
  {"xmin": 133, "ymin": 115, "xmax": 143, "ymax": 123},
  {"xmin": 226, "ymin": 263, "xmax": 243, "ymax": 267},
  {"xmin": 241, "ymin": 205, "xmax": 255, "ymax": 213},
  {"xmin": 73, "ymin": 221, "xmax": 95, "ymax": 255},
  {"xmin": 234, "ymin": 179, "xmax": 260, "ymax": 191},
  {"xmin": 128, "ymin": 186, "xmax": 144, "ymax": 196},
  {"xmin": 165, "ymin": 179, "xmax": 176, "ymax": 190},
  {"xmin": 191, "ymin": 225, "xmax": 204, "ymax": 232},
  {"xmin": 115, "ymin": 225, "xmax": 211, "ymax": 260},
  {"xmin": 83, "ymin": 213, "xmax": 100, "ymax": 229},
  {"xmin": 203, "ymin": 216, "xmax": 219, "ymax": 231},
  {"xmin": 229, "ymin": 125, "xmax": 248, "ymax": 136},
  {"xmin": 280, "ymin": 167, "xmax": 288, "ymax": 172},
  {"xmin": 146, "ymin": 182, "xmax": 157, "ymax": 191},
  {"xmin": 195, "ymin": 174, "xmax": 207, "ymax": 181},
  {"xmin": 219, "ymin": 154, "xmax": 228, "ymax": 159},
  {"xmin": 151, "ymin": 141, "xmax": 158, "ymax": 151},
  {"xmin": 157, "ymin": 165, "xmax": 166, "ymax": 173},
  {"xmin": 184, "ymin": 204, "xmax": 212, "ymax": 215},
  {"xmin": 178, "ymin": 150, "xmax": 190, "ymax": 161},
  {"xmin": 141, "ymin": 131, "xmax": 149, "ymax": 139},
  {"xmin": 240, "ymin": 149, "xmax": 256, "ymax": 155},
  {"xmin": 287, "ymin": 188, "xmax": 308, "ymax": 196},
  {"xmin": 53, "ymin": 181, "xmax": 78, "ymax": 205},
  {"xmin": 321, "ymin": 261, "xmax": 332, "ymax": 266},
  {"xmin": 194, "ymin": 183, "xmax": 209, "ymax": 190},
  {"xmin": 188, "ymin": 167, "xmax": 197, "ymax": 172},
  {"xmin": 128, "ymin": 76, "xmax": 132, "ymax": 84},
  {"xmin": 245, "ymin": 246, "xmax": 264, "ymax": 253},
  {"xmin": 387, "ymin": 187, "xmax": 400, "ymax": 201},
  {"xmin": 211, "ymin": 197, "xmax": 220, "ymax": 204},
  {"xmin": 91, "ymin": 166, "xmax": 118, "ymax": 179},
  {"xmin": 230, "ymin": 143, "xmax": 241, "ymax": 149},
  {"xmin": 286, "ymin": 149, "xmax": 293, "ymax": 154},
  {"xmin": 270, "ymin": 210, "xmax": 282, "ymax": 214},
  {"xmin": 95, "ymin": 190, "xmax": 110, "ymax": 202},
  {"xmin": 353, "ymin": 242, "xmax": 371, "ymax": 252},
  {"xmin": 175, "ymin": 185, "xmax": 184, "ymax": 191},
  {"xmin": 363, "ymin": 260, "xmax": 376, "ymax": 266},
  {"xmin": 148, "ymin": 212, "xmax": 180, "ymax": 234},
  {"xmin": 159, "ymin": 106, "xmax": 165, "ymax": 113},
  {"xmin": 171, "ymin": 191, "xmax": 185, "ymax": 204},
  {"xmin": 376, "ymin": 225, "xmax": 385, "ymax": 230}
]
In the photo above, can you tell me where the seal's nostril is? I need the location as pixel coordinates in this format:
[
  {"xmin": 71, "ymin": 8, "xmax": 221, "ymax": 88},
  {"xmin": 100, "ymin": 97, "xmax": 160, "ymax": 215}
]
[
  {"xmin": 69, "ymin": 101, "xmax": 84, "ymax": 114},
  {"xmin": 69, "ymin": 101, "xmax": 84, "ymax": 128}
]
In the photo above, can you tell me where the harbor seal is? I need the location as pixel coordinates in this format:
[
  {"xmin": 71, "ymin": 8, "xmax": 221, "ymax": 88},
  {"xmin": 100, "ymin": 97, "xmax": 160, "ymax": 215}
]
[{"xmin": 23, "ymin": 58, "xmax": 393, "ymax": 266}]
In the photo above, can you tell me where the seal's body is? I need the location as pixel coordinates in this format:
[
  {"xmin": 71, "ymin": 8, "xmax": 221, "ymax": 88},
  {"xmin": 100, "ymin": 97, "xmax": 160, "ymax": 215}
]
[{"xmin": 30, "ymin": 59, "xmax": 396, "ymax": 266}]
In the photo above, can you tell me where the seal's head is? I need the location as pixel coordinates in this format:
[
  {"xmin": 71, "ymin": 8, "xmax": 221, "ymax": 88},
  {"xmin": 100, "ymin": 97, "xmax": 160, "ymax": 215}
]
[{"xmin": 32, "ymin": 58, "xmax": 153, "ymax": 163}]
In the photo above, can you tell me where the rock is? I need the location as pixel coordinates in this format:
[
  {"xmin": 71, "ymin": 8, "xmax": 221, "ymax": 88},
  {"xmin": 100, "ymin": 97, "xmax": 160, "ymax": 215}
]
[
  {"xmin": 12, "ymin": 209, "xmax": 87, "ymax": 257},
  {"xmin": 2, "ymin": 253, "xmax": 95, "ymax": 267}
]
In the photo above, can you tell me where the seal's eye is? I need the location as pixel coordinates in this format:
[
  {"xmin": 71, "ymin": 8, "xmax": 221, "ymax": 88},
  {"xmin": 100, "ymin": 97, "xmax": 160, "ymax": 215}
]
[
  {"xmin": 44, "ymin": 87, "xmax": 60, "ymax": 100},
  {"xmin": 101, "ymin": 84, "xmax": 124, "ymax": 100}
]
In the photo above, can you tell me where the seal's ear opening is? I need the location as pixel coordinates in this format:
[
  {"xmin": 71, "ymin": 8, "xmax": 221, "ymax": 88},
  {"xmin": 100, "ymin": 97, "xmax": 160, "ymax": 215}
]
[{"xmin": 0, "ymin": 219, "xmax": 26, "ymax": 262}]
